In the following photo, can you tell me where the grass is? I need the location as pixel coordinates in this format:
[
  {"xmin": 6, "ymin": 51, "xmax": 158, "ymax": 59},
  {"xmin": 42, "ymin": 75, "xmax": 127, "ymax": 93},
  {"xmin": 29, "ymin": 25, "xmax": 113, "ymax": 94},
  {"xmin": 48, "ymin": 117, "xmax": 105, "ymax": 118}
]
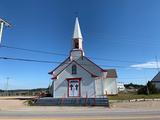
[{"xmin": 108, "ymin": 93, "xmax": 160, "ymax": 100}]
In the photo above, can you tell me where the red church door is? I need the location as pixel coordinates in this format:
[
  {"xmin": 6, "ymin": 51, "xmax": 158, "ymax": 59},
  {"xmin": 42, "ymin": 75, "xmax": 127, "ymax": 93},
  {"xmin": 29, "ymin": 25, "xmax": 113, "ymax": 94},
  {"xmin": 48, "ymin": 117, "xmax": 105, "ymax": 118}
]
[{"xmin": 68, "ymin": 80, "xmax": 80, "ymax": 97}]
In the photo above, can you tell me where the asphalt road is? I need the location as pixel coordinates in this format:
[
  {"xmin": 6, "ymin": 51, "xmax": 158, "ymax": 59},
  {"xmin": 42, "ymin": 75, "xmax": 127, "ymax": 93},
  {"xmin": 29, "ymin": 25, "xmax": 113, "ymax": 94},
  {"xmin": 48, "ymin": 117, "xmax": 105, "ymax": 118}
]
[{"xmin": 0, "ymin": 108, "xmax": 160, "ymax": 120}]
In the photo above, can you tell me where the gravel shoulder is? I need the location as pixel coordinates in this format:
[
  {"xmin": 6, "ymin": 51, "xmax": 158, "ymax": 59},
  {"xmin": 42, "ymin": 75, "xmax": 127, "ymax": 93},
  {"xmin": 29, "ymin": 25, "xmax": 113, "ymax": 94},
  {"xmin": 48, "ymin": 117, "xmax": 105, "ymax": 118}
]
[{"xmin": 0, "ymin": 96, "xmax": 160, "ymax": 111}]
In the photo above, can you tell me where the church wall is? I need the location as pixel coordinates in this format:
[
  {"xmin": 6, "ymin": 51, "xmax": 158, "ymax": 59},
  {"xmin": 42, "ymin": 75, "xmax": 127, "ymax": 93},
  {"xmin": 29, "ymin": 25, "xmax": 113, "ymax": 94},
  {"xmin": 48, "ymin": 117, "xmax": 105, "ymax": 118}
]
[
  {"xmin": 95, "ymin": 78, "xmax": 104, "ymax": 97},
  {"xmin": 103, "ymin": 78, "xmax": 118, "ymax": 95},
  {"xmin": 53, "ymin": 62, "xmax": 95, "ymax": 98},
  {"xmin": 153, "ymin": 82, "xmax": 160, "ymax": 90}
]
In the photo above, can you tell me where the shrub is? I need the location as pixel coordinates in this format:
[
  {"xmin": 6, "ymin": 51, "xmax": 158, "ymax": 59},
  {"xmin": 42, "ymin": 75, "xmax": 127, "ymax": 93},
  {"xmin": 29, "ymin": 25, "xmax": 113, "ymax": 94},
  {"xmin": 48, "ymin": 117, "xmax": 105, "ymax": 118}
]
[{"xmin": 138, "ymin": 81, "xmax": 158, "ymax": 94}]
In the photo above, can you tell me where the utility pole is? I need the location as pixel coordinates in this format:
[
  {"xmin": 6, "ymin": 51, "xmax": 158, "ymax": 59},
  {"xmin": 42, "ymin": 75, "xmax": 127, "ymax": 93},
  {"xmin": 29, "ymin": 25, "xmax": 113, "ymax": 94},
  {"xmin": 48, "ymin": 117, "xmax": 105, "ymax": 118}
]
[
  {"xmin": 155, "ymin": 56, "xmax": 160, "ymax": 72},
  {"xmin": 6, "ymin": 77, "xmax": 9, "ymax": 96},
  {"xmin": 0, "ymin": 18, "xmax": 11, "ymax": 44},
  {"xmin": 0, "ymin": 21, "xmax": 4, "ymax": 42}
]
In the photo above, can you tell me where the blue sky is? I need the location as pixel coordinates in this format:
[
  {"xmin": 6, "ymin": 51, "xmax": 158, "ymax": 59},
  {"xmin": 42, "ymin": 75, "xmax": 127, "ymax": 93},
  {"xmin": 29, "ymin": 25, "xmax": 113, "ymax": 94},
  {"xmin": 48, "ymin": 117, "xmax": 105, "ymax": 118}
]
[{"xmin": 0, "ymin": 0, "xmax": 160, "ymax": 89}]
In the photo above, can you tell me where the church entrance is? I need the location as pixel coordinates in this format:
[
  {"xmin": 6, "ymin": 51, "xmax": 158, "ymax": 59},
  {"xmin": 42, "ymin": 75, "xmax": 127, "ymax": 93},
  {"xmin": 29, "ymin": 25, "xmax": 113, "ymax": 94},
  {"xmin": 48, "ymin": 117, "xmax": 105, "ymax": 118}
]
[{"xmin": 68, "ymin": 80, "xmax": 80, "ymax": 97}]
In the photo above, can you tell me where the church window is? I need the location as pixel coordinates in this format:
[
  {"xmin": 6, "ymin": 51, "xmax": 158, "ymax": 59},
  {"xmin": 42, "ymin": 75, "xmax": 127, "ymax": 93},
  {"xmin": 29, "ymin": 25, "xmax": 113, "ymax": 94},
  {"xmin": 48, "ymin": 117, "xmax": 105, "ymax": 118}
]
[
  {"xmin": 75, "ymin": 40, "xmax": 79, "ymax": 49},
  {"xmin": 72, "ymin": 65, "xmax": 77, "ymax": 74}
]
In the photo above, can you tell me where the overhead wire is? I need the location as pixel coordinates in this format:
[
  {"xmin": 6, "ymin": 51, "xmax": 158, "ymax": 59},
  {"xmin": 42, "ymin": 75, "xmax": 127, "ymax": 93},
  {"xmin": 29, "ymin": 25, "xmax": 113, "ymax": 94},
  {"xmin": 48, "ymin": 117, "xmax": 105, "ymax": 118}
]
[
  {"xmin": 0, "ymin": 45, "xmax": 67, "ymax": 56},
  {"xmin": 0, "ymin": 44, "xmax": 144, "ymax": 64},
  {"xmin": 0, "ymin": 56, "xmax": 130, "ymax": 68}
]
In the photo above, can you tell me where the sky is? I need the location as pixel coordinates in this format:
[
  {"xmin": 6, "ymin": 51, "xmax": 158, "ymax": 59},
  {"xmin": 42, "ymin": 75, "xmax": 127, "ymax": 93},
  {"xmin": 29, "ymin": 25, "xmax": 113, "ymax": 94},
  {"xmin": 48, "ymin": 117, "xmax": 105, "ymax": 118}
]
[{"xmin": 0, "ymin": 0, "xmax": 160, "ymax": 89}]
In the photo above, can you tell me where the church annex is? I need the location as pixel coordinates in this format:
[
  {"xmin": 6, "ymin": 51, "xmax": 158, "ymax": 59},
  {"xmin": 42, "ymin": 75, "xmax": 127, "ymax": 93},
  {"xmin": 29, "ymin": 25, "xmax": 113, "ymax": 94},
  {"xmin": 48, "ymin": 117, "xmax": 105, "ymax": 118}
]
[{"xmin": 49, "ymin": 18, "xmax": 118, "ymax": 98}]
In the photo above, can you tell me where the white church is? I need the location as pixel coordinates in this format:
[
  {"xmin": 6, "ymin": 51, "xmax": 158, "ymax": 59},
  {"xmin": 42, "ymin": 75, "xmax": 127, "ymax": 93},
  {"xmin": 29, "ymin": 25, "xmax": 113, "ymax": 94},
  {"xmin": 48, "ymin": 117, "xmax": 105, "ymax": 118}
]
[{"xmin": 49, "ymin": 18, "xmax": 118, "ymax": 98}]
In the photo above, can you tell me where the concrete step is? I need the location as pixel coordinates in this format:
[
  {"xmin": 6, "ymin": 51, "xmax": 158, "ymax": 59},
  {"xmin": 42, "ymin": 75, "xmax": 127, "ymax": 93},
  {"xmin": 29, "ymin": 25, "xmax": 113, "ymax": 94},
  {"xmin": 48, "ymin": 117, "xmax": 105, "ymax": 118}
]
[{"xmin": 34, "ymin": 97, "xmax": 109, "ymax": 106}]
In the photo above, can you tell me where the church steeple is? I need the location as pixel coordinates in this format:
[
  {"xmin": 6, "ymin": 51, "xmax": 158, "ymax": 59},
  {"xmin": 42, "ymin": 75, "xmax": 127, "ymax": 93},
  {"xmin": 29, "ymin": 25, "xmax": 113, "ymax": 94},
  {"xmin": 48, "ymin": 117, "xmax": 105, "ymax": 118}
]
[
  {"xmin": 72, "ymin": 17, "xmax": 83, "ymax": 52},
  {"xmin": 70, "ymin": 17, "xmax": 84, "ymax": 60},
  {"xmin": 73, "ymin": 17, "xmax": 82, "ymax": 39}
]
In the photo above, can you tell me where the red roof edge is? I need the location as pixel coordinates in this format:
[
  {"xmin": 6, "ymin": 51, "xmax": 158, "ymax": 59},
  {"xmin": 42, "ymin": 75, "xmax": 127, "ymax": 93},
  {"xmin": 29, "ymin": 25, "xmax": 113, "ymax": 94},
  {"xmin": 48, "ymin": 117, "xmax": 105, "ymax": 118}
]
[
  {"xmin": 51, "ymin": 76, "xmax": 57, "ymax": 80},
  {"xmin": 50, "ymin": 60, "xmax": 99, "ymax": 78},
  {"xmin": 48, "ymin": 71, "xmax": 52, "ymax": 75},
  {"xmin": 91, "ymin": 74, "xmax": 98, "ymax": 77},
  {"xmin": 101, "ymin": 69, "xmax": 107, "ymax": 72},
  {"xmin": 48, "ymin": 57, "xmax": 69, "ymax": 75},
  {"xmin": 66, "ymin": 78, "xmax": 82, "ymax": 80}
]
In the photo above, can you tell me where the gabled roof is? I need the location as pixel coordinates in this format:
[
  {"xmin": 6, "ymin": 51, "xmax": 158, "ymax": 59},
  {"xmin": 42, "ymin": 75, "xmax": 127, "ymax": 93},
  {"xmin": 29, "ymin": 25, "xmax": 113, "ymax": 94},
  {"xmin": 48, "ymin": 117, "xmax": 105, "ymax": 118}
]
[
  {"xmin": 76, "ymin": 56, "xmax": 104, "ymax": 76},
  {"xmin": 105, "ymin": 69, "xmax": 117, "ymax": 78},
  {"xmin": 48, "ymin": 57, "xmax": 70, "ymax": 75},
  {"xmin": 49, "ymin": 56, "xmax": 117, "ymax": 79},
  {"xmin": 49, "ymin": 59, "xmax": 98, "ymax": 78},
  {"xmin": 49, "ymin": 56, "xmax": 104, "ymax": 77},
  {"xmin": 151, "ymin": 72, "xmax": 160, "ymax": 82}
]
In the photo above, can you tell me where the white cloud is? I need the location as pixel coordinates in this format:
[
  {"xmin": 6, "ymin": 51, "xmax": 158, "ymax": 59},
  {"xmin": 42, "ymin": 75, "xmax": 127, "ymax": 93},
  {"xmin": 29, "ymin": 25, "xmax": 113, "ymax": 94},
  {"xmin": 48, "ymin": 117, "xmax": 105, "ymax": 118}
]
[{"xmin": 130, "ymin": 61, "xmax": 160, "ymax": 69}]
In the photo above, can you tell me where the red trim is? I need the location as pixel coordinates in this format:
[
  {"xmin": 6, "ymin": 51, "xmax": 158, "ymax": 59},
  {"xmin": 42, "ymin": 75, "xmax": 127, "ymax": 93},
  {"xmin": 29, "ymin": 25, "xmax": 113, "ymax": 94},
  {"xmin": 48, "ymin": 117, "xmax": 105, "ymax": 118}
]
[
  {"xmin": 91, "ymin": 74, "xmax": 98, "ymax": 77},
  {"xmin": 48, "ymin": 57, "xmax": 69, "ymax": 75},
  {"xmin": 51, "ymin": 60, "xmax": 98, "ymax": 78},
  {"xmin": 102, "ymin": 69, "xmax": 108, "ymax": 72},
  {"xmin": 66, "ymin": 78, "xmax": 82, "ymax": 80},
  {"xmin": 51, "ymin": 77, "xmax": 57, "ymax": 80},
  {"xmin": 67, "ymin": 78, "xmax": 81, "ymax": 98},
  {"xmin": 106, "ymin": 76, "xmax": 117, "ymax": 78},
  {"xmin": 67, "ymin": 80, "xmax": 69, "ymax": 97},
  {"xmin": 51, "ymin": 61, "xmax": 73, "ymax": 77}
]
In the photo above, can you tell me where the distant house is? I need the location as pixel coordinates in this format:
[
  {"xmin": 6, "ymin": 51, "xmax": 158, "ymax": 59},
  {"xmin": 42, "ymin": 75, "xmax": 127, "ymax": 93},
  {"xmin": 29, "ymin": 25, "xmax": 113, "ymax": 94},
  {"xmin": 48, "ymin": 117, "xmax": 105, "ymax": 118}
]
[
  {"xmin": 151, "ymin": 72, "xmax": 160, "ymax": 90},
  {"xmin": 117, "ymin": 82, "xmax": 125, "ymax": 92},
  {"xmin": 48, "ymin": 17, "xmax": 118, "ymax": 98}
]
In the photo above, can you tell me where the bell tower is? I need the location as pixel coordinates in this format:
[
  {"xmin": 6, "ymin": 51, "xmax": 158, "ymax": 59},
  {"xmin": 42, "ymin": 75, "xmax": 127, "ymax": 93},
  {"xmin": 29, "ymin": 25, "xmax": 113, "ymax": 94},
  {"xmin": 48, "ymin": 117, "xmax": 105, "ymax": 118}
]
[{"xmin": 70, "ymin": 17, "xmax": 84, "ymax": 60}]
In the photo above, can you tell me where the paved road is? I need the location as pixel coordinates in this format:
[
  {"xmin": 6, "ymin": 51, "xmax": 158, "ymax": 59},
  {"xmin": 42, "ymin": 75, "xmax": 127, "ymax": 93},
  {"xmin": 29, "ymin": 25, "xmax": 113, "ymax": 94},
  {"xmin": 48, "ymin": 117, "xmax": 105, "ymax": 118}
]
[{"xmin": 0, "ymin": 108, "xmax": 160, "ymax": 120}]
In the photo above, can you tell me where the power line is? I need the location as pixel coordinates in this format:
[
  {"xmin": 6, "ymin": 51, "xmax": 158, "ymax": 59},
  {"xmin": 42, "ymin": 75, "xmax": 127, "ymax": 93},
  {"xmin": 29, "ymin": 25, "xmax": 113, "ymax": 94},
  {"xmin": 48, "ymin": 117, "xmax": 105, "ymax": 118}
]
[
  {"xmin": 0, "ymin": 56, "xmax": 60, "ymax": 64},
  {"xmin": 0, "ymin": 56, "xmax": 130, "ymax": 68},
  {"xmin": 0, "ymin": 45, "xmax": 67, "ymax": 56},
  {"xmin": 0, "ymin": 56, "xmax": 158, "ymax": 70},
  {"xmin": 0, "ymin": 44, "xmax": 144, "ymax": 64}
]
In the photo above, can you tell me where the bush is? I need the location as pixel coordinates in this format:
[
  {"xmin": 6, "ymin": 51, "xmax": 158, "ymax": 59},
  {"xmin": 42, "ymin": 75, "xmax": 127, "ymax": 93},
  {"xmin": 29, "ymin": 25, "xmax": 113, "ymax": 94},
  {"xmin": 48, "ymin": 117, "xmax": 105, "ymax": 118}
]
[
  {"xmin": 138, "ymin": 81, "xmax": 158, "ymax": 94},
  {"xmin": 138, "ymin": 86, "xmax": 148, "ymax": 94},
  {"xmin": 26, "ymin": 99, "xmax": 35, "ymax": 106}
]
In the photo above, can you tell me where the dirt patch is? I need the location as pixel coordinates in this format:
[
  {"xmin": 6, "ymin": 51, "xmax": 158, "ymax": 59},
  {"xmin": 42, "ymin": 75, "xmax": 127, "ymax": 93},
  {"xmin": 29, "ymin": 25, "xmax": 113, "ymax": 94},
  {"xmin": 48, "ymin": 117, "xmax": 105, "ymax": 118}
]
[{"xmin": 0, "ymin": 96, "xmax": 33, "ymax": 111}]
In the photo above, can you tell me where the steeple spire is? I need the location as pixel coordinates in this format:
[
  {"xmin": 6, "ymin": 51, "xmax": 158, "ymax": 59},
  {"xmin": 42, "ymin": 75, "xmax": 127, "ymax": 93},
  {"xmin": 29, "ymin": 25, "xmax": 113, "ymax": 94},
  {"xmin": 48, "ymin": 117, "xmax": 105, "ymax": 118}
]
[
  {"xmin": 70, "ymin": 17, "xmax": 84, "ymax": 59},
  {"xmin": 73, "ymin": 17, "xmax": 82, "ymax": 39}
]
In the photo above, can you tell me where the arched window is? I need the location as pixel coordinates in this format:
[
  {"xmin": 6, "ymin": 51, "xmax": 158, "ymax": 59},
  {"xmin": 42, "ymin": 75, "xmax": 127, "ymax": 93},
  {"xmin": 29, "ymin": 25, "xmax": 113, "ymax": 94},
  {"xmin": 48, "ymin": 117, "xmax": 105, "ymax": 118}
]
[
  {"xmin": 74, "ymin": 40, "xmax": 79, "ymax": 49},
  {"xmin": 72, "ymin": 65, "xmax": 77, "ymax": 74}
]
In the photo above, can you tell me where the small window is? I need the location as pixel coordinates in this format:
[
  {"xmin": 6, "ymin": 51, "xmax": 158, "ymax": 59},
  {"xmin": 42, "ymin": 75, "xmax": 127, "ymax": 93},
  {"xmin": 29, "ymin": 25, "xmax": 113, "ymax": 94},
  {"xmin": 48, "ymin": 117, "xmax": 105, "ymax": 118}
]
[
  {"xmin": 72, "ymin": 65, "xmax": 77, "ymax": 74},
  {"xmin": 75, "ymin": 41, "xmax": 79, "ymax": 49}
]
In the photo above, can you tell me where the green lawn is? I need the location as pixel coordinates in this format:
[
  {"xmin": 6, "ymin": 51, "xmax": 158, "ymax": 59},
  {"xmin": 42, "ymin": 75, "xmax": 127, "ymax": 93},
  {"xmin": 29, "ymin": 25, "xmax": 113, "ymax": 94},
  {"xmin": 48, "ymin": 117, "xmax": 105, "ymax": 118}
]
[{"xmin": 108, "ymin": 93, "xmax": 160, "ymax": 100}]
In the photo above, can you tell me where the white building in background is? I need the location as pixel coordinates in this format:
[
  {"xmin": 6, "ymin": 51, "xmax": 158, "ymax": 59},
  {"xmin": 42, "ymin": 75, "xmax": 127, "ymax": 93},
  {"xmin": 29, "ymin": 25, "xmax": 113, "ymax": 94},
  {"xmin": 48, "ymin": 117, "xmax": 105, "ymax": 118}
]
[
  {"xmin": 49, "ymin": 17, "xmax": 118, "ymax": 98},
  {"xmin": 117, "ymin": 82, "xmax": 125, "ymax": 92}
]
